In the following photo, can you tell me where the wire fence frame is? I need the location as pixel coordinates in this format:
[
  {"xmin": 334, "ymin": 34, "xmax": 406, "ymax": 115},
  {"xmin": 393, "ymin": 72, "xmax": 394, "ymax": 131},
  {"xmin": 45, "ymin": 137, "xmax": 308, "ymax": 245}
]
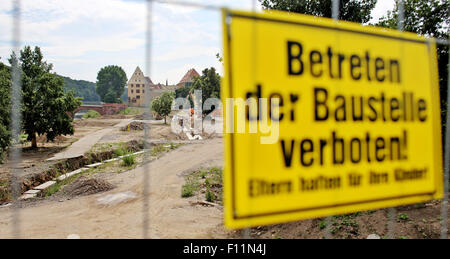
[
  {"xmin": 324, "ymin": 0, "xmax": 340, "ymax": 240},
  {"xmin": 9, "ymin": 0, "xmax": 22, "ymax": 239},
  {"xmin": 7, "ymin": 0, "xmax": 449, "ymax": 239},
  {"xmin": 142, "ymin": 0, "xmax": 153, "ymax": 239}
]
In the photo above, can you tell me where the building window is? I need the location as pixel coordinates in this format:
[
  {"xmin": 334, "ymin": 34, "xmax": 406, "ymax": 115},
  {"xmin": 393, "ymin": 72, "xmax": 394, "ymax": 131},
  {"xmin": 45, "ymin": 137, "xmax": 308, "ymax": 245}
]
[
  {"xmin": 137, "ymin": 95, "xmax": 140, "ymax": 99},
  {"xmin": 136, "ymin": 89, "xmax": 140, "ymax": 93},
  {"xmin": 143, "ymin": 90, "xmax": 145, "ymax": 93},
  {"xmin": 136, "ymin": 84, "xmax": 140, "ymax": 87},
  {"xmin": 131, "ymin": 90, "xmax": 133, "ymax": 93},
  {"xmin": 131, "ymin": 84, "xmax": 133, "ymax": 87}
]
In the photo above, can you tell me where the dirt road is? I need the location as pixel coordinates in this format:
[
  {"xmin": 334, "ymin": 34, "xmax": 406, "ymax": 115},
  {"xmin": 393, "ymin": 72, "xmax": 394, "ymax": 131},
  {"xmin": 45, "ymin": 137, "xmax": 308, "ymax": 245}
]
[{"xmin": 0, "ymin": 138, "xmax": 226, "ymax": 238}]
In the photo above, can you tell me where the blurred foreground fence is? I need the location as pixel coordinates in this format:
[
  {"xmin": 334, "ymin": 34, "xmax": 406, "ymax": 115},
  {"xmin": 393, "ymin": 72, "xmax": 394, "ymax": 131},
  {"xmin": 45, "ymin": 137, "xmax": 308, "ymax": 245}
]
[{"xmin": 7, "ymin": 0, "xmax": 449, "ymax": 239}]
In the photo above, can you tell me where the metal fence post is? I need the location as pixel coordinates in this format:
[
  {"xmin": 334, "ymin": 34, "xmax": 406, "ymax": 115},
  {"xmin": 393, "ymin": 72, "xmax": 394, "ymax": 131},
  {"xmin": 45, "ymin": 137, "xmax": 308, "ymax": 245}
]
[
  {"xmin": 441, "ymin": 44, "xmax": 450, "ymax": 239},
  {"xmin": 143, "ymin": 0, "xmax": 154, "ymax": 239},
  {"xmin": 386, "ymin": 0, "xmax": 407, "ymax": 240},
  {"xmin": 9, "ymin": 0, "xmax": 22, "ymax": 239},
  {"xmin": 324, "ymin": 0, "xmax": 341, "ymax": 240},
  {"xmin": 332, "ymin": 0, "xmax": 339, "ymax": 20},
  {"xmin": 242, "ymin": 0, "xmax": 258, "ymax": 240}
]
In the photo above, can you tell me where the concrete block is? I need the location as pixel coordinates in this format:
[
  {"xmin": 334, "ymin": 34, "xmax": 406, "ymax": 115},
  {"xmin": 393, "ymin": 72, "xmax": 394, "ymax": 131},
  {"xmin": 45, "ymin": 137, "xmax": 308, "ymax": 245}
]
[
  {"xmin": 24, "ymin": 189, "xmax": 40, "ymax": 194},
  {"xmin": 85, "ymin": 162, "xmax": 103, "ymax": 168},
  {"xmin": 34, "ymin": 181, "xmax": 56, "ymax": 190},
  {"xmin": 57, "ymin": 168, "xmax": 88, "ymax": 181},
  {"xmin": 367, "ymin": 234, "xmax": 381, "ymax": 239},
  {"xmin": 19, "ymin": 193, "xmax": 37, "ymax": 200},
  {"xmin": 0, "ymin": 203, "xmax": 12, "ymax": 208},
  {"xmin": 103, "ymin": 157, "xmax": 119, "ymax": 163},
  {"xmin": 118, "ymin": 151, "xmax": 145, "ymax": 159}
]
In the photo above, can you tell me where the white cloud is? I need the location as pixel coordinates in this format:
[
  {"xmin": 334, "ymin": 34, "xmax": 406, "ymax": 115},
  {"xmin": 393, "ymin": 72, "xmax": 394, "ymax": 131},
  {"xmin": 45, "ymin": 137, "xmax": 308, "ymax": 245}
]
[
  {"xmin": 155, "ymin": 45, "xmax": 219, "ymax": 62},
  {"xmin": 0, "ymin": 0, "xmax": 260, "ymax": 83},
  {"xmin": 370, "ymin": 0, "xmax": 395, "ymax": 24}
]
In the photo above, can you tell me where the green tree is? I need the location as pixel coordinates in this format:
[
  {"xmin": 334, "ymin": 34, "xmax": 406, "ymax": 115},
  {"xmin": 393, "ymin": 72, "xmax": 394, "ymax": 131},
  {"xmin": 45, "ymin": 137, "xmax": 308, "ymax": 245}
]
[
  {"xmin": 376, "ymin": 0, "xmax": 449, "ymax": 136},
  {"xmin": 95, "ymin": 65, "xmax": 127, "ymax": 103},
  {"xmin": 151, "ymin": 91, "xmax": 175, "ymax": 124},
  {"xmin": 259, "ymin": 0, "xmax": 377, "ymax": 23},
  {"xmin": 192, "ymin": 67, "xmax": 221, "ymax": 115},
  {"xmin": 175, "ymin": 85, "xmax": 194, "ymax": 107},
  {"xmin": 175, "ymin": 85, "xmax": 191, "ymax": 99},
  {"xmin": 9, "ymin": 46, "xmax": 82, "ymax": 148},
  {"xmin": 377, "ymin": 0, "xmax": 449, "ymax": 100},
  {"xmin": 0, "ymin": 61, "xmax": 11, "ymax": 161}
]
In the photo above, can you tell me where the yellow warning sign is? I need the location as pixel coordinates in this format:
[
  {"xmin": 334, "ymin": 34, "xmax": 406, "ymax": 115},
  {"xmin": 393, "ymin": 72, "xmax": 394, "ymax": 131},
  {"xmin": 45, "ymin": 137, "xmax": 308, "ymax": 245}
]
[{"xmin": 222, "ymin": 9, "xmax": 444, "ymax": 229}]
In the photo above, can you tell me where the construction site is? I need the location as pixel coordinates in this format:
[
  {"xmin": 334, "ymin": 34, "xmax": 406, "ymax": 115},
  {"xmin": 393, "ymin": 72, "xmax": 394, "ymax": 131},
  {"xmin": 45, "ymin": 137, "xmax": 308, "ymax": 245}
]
[{"xmin": 0, "ymin": 0, "xmax": 449, "ymax": 244}]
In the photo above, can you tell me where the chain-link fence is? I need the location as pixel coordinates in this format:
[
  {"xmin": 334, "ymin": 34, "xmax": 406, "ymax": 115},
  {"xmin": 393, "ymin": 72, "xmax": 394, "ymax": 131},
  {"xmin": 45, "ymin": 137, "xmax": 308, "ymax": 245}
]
[{"xmin": 5, "ymin": 0, "xmax": 449, "ymax": 239}]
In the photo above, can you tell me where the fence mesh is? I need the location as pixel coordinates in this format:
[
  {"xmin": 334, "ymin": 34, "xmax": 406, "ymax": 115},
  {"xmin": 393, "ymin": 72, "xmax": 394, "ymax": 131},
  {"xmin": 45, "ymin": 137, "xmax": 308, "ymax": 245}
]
[{"xmin": 5, "ymin": 0, "xmax": 449, "ymax": 239}]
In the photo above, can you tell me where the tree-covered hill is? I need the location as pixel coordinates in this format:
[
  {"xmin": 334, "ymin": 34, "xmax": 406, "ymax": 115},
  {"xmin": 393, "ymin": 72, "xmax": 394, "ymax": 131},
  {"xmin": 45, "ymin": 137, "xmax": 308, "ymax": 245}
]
[
  {"xmin": 62, "ymin": 76, "xmax": 100, "ymax": 102},
  {"xmin": 0, "ymin": 61, "xmax": 101, "ymax": 103}
]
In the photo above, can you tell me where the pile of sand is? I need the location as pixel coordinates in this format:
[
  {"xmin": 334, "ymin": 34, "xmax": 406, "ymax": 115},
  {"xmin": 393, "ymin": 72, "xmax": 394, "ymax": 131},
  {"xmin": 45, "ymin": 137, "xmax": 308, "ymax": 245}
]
[{"xmin": 62, "ymin": 176, "xmax": 114, "ymax": 197}]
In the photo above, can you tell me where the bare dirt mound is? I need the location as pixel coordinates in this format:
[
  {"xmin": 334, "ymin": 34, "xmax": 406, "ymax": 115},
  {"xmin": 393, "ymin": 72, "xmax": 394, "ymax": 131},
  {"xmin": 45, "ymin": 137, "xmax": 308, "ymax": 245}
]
[
  {"xmin": 121, "ymin": 121, "xmax": 145, "ymax": 131},
  {"xmin": 62, "ymin": 176, "xmax": 114, "ymax": 198}
]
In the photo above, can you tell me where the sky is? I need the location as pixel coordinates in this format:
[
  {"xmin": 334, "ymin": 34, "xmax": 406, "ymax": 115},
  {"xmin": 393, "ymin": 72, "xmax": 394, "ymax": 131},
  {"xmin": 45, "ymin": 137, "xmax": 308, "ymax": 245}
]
[{"xmin": 0, "ymin": 0, "xmax": 395, "ymax": 84}]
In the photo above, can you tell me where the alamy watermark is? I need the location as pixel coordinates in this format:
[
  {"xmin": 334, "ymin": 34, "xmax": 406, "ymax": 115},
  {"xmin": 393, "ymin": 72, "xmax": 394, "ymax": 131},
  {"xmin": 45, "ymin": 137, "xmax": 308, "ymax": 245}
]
[{"xmin": 170, "ymin": 90, "xmax": 280, "ymax": 144}]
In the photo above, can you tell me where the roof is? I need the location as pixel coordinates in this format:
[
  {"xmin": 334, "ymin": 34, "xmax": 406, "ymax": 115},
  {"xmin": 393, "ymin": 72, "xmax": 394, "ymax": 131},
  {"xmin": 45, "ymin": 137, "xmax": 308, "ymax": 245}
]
[
  {"xmin": 177, "ymin": 68, "xmax": 200, "ymax": 87},
  {"xmin": 128, "ymin": 66, "xmax": 154, "ymax": 85},
  {"xmin": 145, "ymin": 76, "xmax": 154, "ymax": 85}
]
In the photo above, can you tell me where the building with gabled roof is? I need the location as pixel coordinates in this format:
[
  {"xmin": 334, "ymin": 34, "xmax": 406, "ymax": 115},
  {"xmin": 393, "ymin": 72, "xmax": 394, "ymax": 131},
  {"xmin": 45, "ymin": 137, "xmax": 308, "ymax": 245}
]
[
  {"xmin": 177, "ymin": 68, "xmax": 200, "ymax": 88},
  {"xmin": 127, "ymin": 66, "xmax": 157, "ymax": 107}
]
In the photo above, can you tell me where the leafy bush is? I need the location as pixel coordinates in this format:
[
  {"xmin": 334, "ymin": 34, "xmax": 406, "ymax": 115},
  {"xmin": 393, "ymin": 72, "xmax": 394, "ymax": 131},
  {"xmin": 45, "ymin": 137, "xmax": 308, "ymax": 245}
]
[
  {"xmin": 82, "ymin": 110, "xmax": 101, "ymax": 119},
  {"xmin": 119, "ymin": 107, "xmax": 142, "ymax": 115},
  {"xmin": 151, "ymin": 91, "xmax": 175, "ymax": 123}
]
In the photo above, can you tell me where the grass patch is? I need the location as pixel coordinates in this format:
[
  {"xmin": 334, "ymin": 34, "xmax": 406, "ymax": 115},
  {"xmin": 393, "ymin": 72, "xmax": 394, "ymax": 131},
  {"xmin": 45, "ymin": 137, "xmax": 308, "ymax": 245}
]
[
  {"xmin": 122, "ymin": 155, "xmax": 135, "ymax": 167},
  {"xmin": 151, "ymin": 143, "xmax": 182, "ymax": 157},
  {"xmin": 398, "ymin": 213, "xmax": 409, "ymax": 221},
  {"xmin": 319, "ymin": 220, "xmax": 327, "ymax": 230},
  {"xmin": 43, "ymin": 174, "xmax": 81, "ymax": 197},
  {"xmin": 0, "ymin": 179, "xmax": 7, "ymax": 187},
  {"xmin": 205, "ymin": 188, "xmax": 215, "ymax": 202},
  {"xmin": 181, "ymin": 181, "xmax": 199, "ymax": 198},
  {"xmin": 114, "ymin": 147, "xmax": 127, "ymax": 157},
  {"xmin": 89, "ymin": 142, "xmax": 137, "ymax": 159},
  {"xmin": 326, "ymin": 213, "xmax": 362, "ymax": 236},
  {"xmin": 82, "ymin": 110, "xmax": 101, "ymax": 119},
  {"xmin": 119, "ymin": 107, "xmax": 142, "ymax": 115},
  {"xmin": 181, "ymin": 167, "xmax": 223, "ymax": 203}
]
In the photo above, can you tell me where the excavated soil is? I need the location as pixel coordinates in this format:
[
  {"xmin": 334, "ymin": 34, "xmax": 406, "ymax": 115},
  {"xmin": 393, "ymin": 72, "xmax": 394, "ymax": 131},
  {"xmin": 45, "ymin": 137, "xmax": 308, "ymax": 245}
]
[
  {"xmin": 61, "ymin": 176, "xmax": 114, "ymax": 198},
  {"xmin": 0, "ymin": 140, "xmax": 144, "ymax": 205},
  {"xmin": 121, "ymin": 121, "xmax": 145, "ymax": 131}
]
